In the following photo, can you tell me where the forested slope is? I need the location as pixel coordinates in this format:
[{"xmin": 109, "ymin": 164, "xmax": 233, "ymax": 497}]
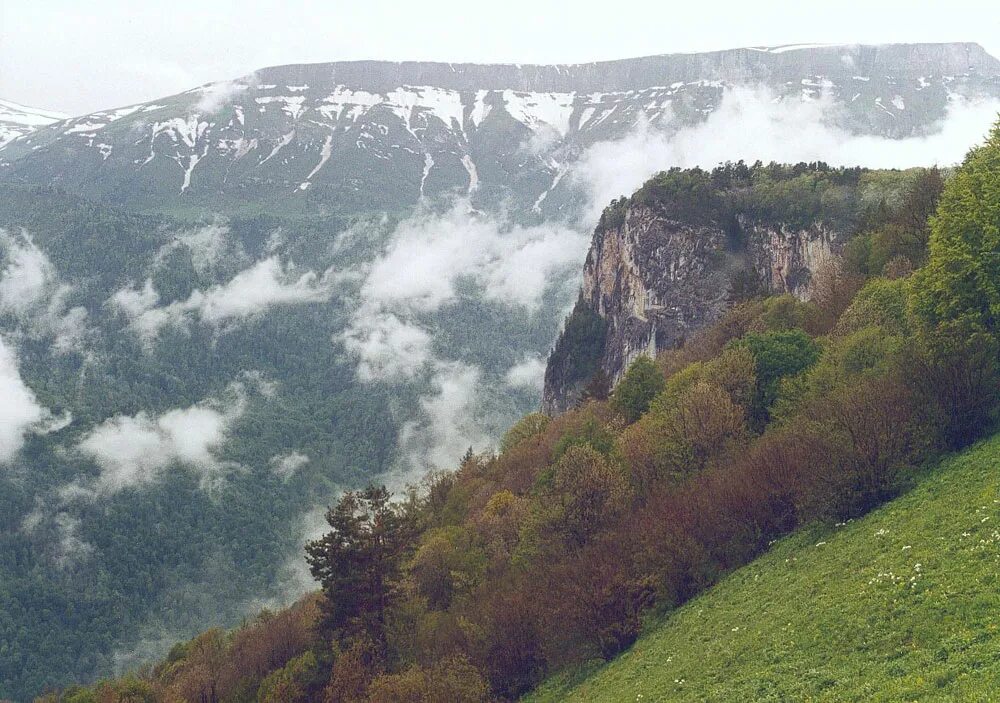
[
  {"xmin": 528, "ymin": 433, "xmax": 1000, "ymax": 702},
  {"xmin": 34, "ymin": 121, "xmax": 1000, "ymax": 703}
]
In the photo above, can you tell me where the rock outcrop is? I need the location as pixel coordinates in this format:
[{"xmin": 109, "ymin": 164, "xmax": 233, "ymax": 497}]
[{"xmin": 542, "ymin": 171, "xmax": 846, "ymax": 414}]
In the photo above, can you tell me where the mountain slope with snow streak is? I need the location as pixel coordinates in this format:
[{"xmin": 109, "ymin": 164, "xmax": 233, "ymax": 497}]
[
  {"xmin": 0, "ymin": 98, "xmax": 67, "ymax": 147},
  {"xmin": 1, "ymin": 42, "xmax": 998, "ymax": 217}
]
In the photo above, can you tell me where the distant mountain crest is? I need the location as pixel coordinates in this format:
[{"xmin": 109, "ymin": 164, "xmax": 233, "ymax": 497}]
[
  {"xmin": 0, "ymin": 98, "xmax": 66, "ymax": 147},
  {"xmin": 1, "ymin": 42, "xmax": 997, "ymax": 217}
]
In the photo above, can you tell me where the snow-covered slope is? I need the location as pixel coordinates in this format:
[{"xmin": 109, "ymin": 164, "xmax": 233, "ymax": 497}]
[
  {"xmin": 0, "ymin": 98, "xmax": 67, "ymax": 147},
  {"xmin": 1, "ymin": 43, "xmax": 998, "ymax": 216}
]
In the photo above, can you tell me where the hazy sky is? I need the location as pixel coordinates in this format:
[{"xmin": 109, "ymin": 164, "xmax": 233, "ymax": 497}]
[{"xmin": 1, "ymin": 0, "xmax": 998, "ymax": 115}]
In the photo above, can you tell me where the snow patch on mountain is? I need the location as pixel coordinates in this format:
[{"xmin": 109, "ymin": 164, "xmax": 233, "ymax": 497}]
[{"xmin": 0, "ymin": 99, "xmax": 67, "ymax": 147}]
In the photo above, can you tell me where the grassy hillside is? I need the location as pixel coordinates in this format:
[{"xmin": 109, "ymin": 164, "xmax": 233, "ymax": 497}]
[{"xmin": 529, "ymin": 434, "xmax": 1000, "ymax": 702}]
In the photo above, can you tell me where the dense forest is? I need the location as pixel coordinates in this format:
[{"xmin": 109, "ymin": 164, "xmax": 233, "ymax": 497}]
[
  {"xmin": 0, "ymin": 185, "xmax": 564, "ymax": 701},
  {"xmin": 35, "ymin": 122, "xmax": 1000, "ymax": 702}
]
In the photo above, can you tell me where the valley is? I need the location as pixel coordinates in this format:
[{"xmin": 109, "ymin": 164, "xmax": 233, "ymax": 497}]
[{"xmin": 1, "ymin": 39, "xmax": 999, "ymax": 701}]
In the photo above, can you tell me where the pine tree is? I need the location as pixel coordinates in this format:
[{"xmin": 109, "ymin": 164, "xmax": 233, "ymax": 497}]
[{"xmin": 305, "ymin": 485, "xmax": 415, "ymax": 656}]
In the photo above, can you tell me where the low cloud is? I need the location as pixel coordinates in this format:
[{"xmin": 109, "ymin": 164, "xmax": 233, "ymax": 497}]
[
  {"xmin": 340, "ymin": 203, "xmax": 588, "ymax": 384},
  {"xmin": 20, "ymin": 507, "xmax": 95, "ymax": 570},
  {"xmin": 0, "ymin": 230, "xmax": 89, "ymax": 352},
  {"xmin": 395, "ymin": 362, "xmax": 494, "ymax": 476},
  {"xmin": 505, "ymin": 356, "xmax": 547, "ymax": 390},
  {"xmin": 194, "ymin": 77, "xmax": 254, "ymax": 114},
  {"xmin": 361, "ymin": 203, "xmax": 588, "ymax": 313},
  {"xmin": 0, "ymin": 336, "xmax": 49, "ymax": 463},
  {"xmin": 76, "ymin": 383, "xmax": 248, "ymax": 494},
  {"xmin": 573, "ymin": 88, "xmax": 1000, "ymax": 220},
  {"xmin": 157, "ymin": 223, "xmax": 234, "ymax": 275},
  {"xmin": 0, "ymin": 231, "xmax": 53, "ymax": 309},
  {"xmin": 113, "ymin": 256, "xmax": 339, "ymax": 343},
  {"xmin": 341, "ymin": 310, "xmax": 433, "ymax": 382},
  {"xmin": 269, "ymin": 451, "xmax": 309, "ymax": 480}
]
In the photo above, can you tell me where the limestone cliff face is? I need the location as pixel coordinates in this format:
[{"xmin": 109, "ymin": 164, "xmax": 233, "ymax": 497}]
[{"xmin": 542, "ymin": 203, "xmax": 838, "ymax": 414}]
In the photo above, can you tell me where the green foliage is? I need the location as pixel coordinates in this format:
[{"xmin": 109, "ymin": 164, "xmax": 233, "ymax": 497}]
[
  {"xmin": 912, "ymin": 124, "xmax": 1000, "ymax": 333},
  {"xmin": 500, "ymin": 413, "xmax": 551, "ymax": 454},
  {"xmin": 366, "ymin": 655, "xmax": 489, "ymax": 703},
  {"xmin": 773, "ymin": 326, "xmax": 906, "ymax": 424},
  {"xmin": 548, "ymin": 446, "xmax": 631, "ymax": 547},
  {"xmin": 408, "ymin": 526, "xmax": 486, "ymax": 610},
  {"xmin": 836, "ymin": 276, "xmax": 913, "ymax": 336},
  {"xmin": 844, "ymin": 167, "xmax": 945, "ymax": 276},
  {"xmin": 527, "ymin": 435, "xmax": 1000, "ymax": 703},
  {"xmin": 610, "ymin": 356, "xmax": 665, "ymax": 423},
  {"xmin": 305, "ymin": 486, "xmax": 416, "ymax": 654},
  {"xmin": 728, "ymin": 329, "xmax": 821, "ymax": 427},
  {"xmin": 547, "ymin": 298, "xmax": 608, "ymax": 394},
  {"xmin": 631, "ymin": 167, "xmax": 723, "ymax": 225},
  {"xmin": 257, "ymin": 651, "xmax": 318, "ymax": 703},
  {"xmin": 552, "ymin": 414, "xmax": 617, "ymax": 462}
]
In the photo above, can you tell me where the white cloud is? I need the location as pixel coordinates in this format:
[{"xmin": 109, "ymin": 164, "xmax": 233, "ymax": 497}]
[
  {"xmin": 76, "ymin": 385, "xmax": 247, "ymax": 493},
  {"xmin": 20, "ymin": 507, "xmax": 95, "ymax": 570},
  {"xmin": 573, "ymin": 88, "xmax": 1000, "ymax": 219},
  {"xmin": 0, "ymin": 232, "xmax": 53, "ymax": 309},
  {"xmin": 361, "ymin": 203, "xmax": 588, "ymax": 313},
  {"xmin": 0, "ymin": 230, "xmax": 89, "ymax": 352},
  {"xmin": 0, "ymin": 336, "xmax": 48, "ymax": 463},
  {"xmin": 341, "ymin": 203, "xmax": 588, "ymax": 382},
  {"xmin": 269, "ymin": 451, "xmax": 309, "ymax": 480},
  {"xmin": 157, "ymin": 223, "xmax": 234, "ymax": 274},
  {"xmin": 254, "ymin": 503, "xmax": 331, "ymax": 611},
  {"xmin": 113, "ymin": 256, "xmax": 338, "ymax": 343},
  {"xmin": 50, "ymin": 512, "xmax": 94, "ymax": 569},
  {"xmin": 396, "ymin": 362, "xmax": 493, "ymax": 474},
  {"xmin": 199, "ymin": 257, "xmax": 333, "ymax": 323},
  {"xmin": 194, "ymin": 78, "xmax": 253, "ymax": 114},
  {"xmin": 341, "ymin": 310, "xmax": 433, "ymax": 382},
  {"xmin": 505, "ymin": 355, "xmax": 547, "ymax": 390}
]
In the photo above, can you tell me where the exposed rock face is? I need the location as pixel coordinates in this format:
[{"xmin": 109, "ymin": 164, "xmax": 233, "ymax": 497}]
[
  {"xmin": 542, "ymin": 201, "xmax": 839, "ymax": 414},
  {"xmin": 743, "ymin": 218, "xmax": 837, "ymax": 297}
]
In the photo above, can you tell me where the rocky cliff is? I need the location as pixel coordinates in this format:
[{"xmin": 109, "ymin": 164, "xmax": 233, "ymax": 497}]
[{"xmin": 542, "ymin": 165, "xmax": 854, "ymax": 413}]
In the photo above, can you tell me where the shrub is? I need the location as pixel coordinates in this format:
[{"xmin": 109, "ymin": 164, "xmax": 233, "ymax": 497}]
[
  {"xmin": 551, "ymin": 406, "xmax": 618, "ymax": 461},
  {"xmin": 408, "ymin": 526, "xmax": 485, "ymax": 611},
  {"xmin": 499, "ymin": 413, "xmax": 550, "ymax": 454},
  {"xmin": 610, "ymin": 356, "xmax": 666, "ymax": 423},
  {"xmin": 836, "ymin": 276, "xmax": 913, "ymax": 337},
  {"xmin": 911, "ymin": 124, "xmax": 1000, "ymax": 334},
  {"xmin": 793, "ymin": 375, "xmax": 929, "ymax": 521},
  {"xmin": 257, "ymin": 652, "xmax": 318, "ymax": 703},
  {"xmin": 729, "ymin": 329, "xmax": 821, "ymax": 428},
  {"xmin": 366, "ymin": 655, "xmax": 488, "ymax": 703}
]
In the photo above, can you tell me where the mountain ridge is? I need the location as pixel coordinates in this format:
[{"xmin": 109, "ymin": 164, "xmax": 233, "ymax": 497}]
[
  {"xmin": 0, "ymin": 98, "xmax": 67, "ymax": 148},
  {"xmin": 248, "ymin": 41, "xmax": 1000, "ymax": 91},
  {"xmin": 1, "ymin": 42, "xmax": 996, "ymax": 219}
]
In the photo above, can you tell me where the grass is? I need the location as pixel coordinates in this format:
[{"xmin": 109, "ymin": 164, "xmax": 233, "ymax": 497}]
[{"xmin": 526, "ymin": 434, "xmax": 1000, "ymax": 702}]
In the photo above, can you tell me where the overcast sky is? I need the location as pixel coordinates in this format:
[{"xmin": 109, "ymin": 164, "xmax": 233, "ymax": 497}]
[{"xmin": 1, "ymin": 0, "xmax": 998, "ymax": 115}]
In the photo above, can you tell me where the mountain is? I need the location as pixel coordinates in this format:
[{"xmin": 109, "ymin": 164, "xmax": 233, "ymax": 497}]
[
  {"xmin": 527, "ymin": 433, "xmax": 1000, "ymax": 701},
  {"xmin": 1, "ymin": 43, "xmax": 997, "ymax": 217},
  {"xmin": 0, "ymin": 43, "xmax": 997, "ymax": 701},
  {"xmin": 40, "ymin": 125, "xmax": 1000, "ymax": 701},
  {"xmin": 0, "ymin": 99, "xmax": 66, "ymax": 148}
]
